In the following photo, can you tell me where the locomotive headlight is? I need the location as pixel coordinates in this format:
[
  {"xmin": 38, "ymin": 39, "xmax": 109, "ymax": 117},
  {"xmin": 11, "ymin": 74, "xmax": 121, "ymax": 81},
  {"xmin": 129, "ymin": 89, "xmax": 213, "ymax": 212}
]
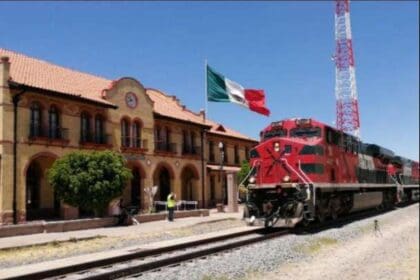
[
  {"xmin": 249, "ymin": 176, "xmax": 256, "ymax": 183},
  {"xmin": 274, "ymin": 142, "xmax": 280, "ymax": 152},
  {"xmin": 282, "ymin": 175, "xmax": 290, "ymax": 182}
]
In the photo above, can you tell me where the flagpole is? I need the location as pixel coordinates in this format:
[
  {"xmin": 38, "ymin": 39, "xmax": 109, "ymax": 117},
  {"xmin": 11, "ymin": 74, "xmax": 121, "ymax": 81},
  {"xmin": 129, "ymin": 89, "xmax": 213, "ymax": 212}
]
[{"xmin": 204, "ymin": 59, "xmax": 208, "ymax": 122}]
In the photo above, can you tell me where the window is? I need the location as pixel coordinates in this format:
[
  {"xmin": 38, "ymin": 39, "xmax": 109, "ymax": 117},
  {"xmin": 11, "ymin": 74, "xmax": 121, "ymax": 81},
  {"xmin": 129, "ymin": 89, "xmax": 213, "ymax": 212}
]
[
  {"xmin": 121, "ymin": 118, "xmax": 130, "ymax": 147},
  {"xmin": 326, "ymin": 127, "xmax": 341, "ymax": 145},
  {"xmin": 290, "ymin": 127, "xmax": 321, "ymax": 138},
  {"xmin": 190, "ymin": 132, "xmax": 196, "ymax": 154},
  {"xmin": 209, "ymin": 141, "xmax": 215, "ymax": 162},
  {"xmin": 132, "ymin": 121, "xmax": 141, "ymax": 148},
  {"xmin": 155, "ymin": 126, "xmax": 161, "ymax": 147},
  {"xmin": 155, "ymin": 126, "xmax": 172, "ymax": 152},
  {"xmin": 301, "ymin": 163, "xmax": 324, "ymax": 174},
  {"xmin": 95, "ymin": 115, "xmax": 104, "ymax": 144},
  {"xmin": 80, "ymin": 112, "xmax": 91, "ymax": 142},
  {"xmin": 249, "ymin": 148, "xmax": 260, "ymax": 158},
  {"xmin": 245, "ymin": 147, "xmax": 250, "ymax": 160},
  {"xmin": 234, "ymin": 145, "xmax": 239, "ymax": 164},
  {"xmin": 263, "ymin": 128, "xmax": 287, "ymax": 140},
  {"xmin": 182, "ymin": 130, "xmax": 188, "ymax": 153},
  {"xmin": 48, "ymin": 105, "xmax": 60, "ymax": 139},
  {"xmin": 30, "ymin": 102, "xmax": 42, "ymax": 137},
  {"xmin": 299, "ymin": 145, "xmax": 324, "ymax": 155}
]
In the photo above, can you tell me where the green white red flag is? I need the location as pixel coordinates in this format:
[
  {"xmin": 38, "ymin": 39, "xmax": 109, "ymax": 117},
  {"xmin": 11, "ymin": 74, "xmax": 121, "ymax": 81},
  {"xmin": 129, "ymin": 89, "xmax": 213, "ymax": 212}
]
[{"xmin": 206, "ymin": 65, "xmax": 270, "ymax": 116}]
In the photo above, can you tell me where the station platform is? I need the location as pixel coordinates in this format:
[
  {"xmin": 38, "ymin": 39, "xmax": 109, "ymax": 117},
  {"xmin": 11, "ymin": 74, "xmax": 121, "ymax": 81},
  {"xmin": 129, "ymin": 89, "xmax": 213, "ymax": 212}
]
[
  {"xmin": 0, "ymin": 206, "xmax": 253, "ymax": 279},
  {"xmin": 0, "ymin": 207, "xmax": 244, "ymax": 250}
]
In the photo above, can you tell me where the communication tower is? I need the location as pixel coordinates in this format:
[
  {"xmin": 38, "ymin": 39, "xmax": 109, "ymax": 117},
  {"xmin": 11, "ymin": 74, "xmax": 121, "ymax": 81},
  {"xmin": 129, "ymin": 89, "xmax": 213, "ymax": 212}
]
[{"xmin": 334, "ymin": 0, "xmax": 360, "ymax": 137}]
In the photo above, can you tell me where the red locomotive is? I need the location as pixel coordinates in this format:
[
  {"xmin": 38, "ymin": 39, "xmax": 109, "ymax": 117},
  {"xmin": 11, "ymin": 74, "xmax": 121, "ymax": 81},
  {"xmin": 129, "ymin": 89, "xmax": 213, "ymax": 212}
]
[{"xmin": 244, "ymin": 118, "xmax": 419, "ymax": 227}]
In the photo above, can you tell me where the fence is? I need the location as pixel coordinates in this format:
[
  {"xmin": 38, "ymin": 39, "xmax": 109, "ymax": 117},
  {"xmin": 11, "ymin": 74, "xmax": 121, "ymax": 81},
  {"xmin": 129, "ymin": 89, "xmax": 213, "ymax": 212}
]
[{"xmin": 154, "ymin": 200, "xmax": 198, "ymax": 212}]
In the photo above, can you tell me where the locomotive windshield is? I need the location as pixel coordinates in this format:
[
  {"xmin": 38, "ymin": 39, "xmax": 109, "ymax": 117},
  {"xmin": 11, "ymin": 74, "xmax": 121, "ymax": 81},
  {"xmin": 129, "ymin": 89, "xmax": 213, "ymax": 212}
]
[
  {"xmin": 263, "ymin": 128, "xmax": 287, "ymax": 140},
  {"xmin": 290, "ymin": 127, "xmax": 321, "ymax": 138}
]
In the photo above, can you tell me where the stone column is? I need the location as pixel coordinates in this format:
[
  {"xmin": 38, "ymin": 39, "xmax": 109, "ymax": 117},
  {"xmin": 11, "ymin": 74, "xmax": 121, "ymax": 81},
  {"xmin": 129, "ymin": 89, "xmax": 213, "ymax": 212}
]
[{"xmin": 226, "ymin": 172, "xmax": 238, "ymax": 212}]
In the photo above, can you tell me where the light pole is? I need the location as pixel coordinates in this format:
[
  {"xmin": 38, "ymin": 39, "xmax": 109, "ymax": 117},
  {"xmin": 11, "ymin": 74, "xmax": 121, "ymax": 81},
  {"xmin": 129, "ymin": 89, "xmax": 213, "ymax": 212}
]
[{"xmin": 218, "ymin": 142, "xmax": 225, "ymax": 204}]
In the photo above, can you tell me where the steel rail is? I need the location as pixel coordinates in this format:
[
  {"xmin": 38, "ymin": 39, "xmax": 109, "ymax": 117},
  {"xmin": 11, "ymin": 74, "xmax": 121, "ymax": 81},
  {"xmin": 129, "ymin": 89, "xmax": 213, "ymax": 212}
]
[
  {"xmin": 2, "ymin": 228, "xmax": 273, "ymax": 280},
  {"xmin": 75, "ymin": 228, "xmax": 289, "ymax": 280}
]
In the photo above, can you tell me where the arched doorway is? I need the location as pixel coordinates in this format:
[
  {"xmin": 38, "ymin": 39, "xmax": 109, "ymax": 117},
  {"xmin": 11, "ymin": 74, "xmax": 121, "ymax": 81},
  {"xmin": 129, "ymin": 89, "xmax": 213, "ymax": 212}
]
[
  {"xmin": 26, "ymin": 161, "xmax": 41, "ymax": 219},
  {"xmin": 25, "ymin": 154, "xmax": 59, "ymax": 220},
  {"xmin": 153, "ymin": 163, "xmax": 174, "ymax": 202},
  {"xmin": 131, "ymin": 167, "xmax": 141, "ymax": 207},
  {"xmin": 158, "ymin": 168, "xmax": 171, "ymax": 201},
  {"xmin": 181, "ymin": 165, "xmax": 199, "ymax": 203}
]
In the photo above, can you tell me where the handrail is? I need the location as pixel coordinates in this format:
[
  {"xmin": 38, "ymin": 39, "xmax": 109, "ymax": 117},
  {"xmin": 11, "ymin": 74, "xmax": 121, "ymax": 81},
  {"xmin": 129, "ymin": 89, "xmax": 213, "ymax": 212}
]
[
  {"xmin": 239, "ymin": 160, "xmax": 259, "ymax": 187},
  {"xmin": 280, "ymin": 157, "xmax": 309, "ymax": 185},
  {"xmin": 297, "ymin": 160, "xmax": 313, "ymax": 185}
]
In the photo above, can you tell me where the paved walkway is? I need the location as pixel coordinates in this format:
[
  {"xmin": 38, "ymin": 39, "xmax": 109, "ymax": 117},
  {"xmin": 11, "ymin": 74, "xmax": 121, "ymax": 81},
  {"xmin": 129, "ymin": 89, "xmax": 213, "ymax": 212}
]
[{"xmin": 0, "ymin": 207, "xmax": 244, "ymax": 250}]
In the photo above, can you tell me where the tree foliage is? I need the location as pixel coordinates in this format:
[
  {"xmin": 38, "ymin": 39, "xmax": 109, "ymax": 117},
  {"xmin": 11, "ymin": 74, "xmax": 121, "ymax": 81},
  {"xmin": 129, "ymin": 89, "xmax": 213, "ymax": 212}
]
[
  {"xmin": 237, "ymin": 160, "xmax": 251, "ymax": 188},
  {"xmin": 48, "ymin": 151, "xmax": 132, "ymax": 215}
]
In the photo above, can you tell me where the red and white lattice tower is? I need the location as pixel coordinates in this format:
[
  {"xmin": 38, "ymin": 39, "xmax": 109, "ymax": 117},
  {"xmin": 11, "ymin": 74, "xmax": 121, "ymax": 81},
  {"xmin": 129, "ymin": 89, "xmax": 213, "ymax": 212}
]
[{"xmin": 334, "ymin": 0, "xmax": 360, "ymax": 137}]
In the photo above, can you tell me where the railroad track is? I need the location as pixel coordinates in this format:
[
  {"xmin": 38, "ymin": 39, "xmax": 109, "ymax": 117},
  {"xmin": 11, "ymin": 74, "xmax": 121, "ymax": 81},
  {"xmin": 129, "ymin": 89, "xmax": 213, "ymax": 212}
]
[
  {"xmin": 4, "ymin": 202, "xmax": 416, "ymax": 280},
  {"xmin": 4, "ymin": 227, "xmax": 288, "ymax": 280}
]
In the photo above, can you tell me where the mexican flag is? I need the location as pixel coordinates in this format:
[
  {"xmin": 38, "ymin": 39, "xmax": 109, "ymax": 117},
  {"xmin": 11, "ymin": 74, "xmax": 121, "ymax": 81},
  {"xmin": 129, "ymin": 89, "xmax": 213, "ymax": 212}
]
[{"xmin": 207, "ymin": 65, "xmax": 270, "ymax": 116}]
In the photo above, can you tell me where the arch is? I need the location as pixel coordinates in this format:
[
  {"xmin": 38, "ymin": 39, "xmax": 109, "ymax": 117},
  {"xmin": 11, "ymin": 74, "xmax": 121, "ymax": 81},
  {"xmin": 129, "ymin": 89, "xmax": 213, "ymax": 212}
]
[
  {"xmin": 23, "ymin": 152, "xmax": 59, "ymax": 176},
  {"xmin": 180, "ymin": 164, "xmax": 200, "ymax": 204},
  {"xmin": 153, "ymin": 162, "xmax": 175, "ymax": 179},
  {"xmin": 153, "ymin": 162, "xmax": 175, "ymax": 202},
  {"xmin": 180, "ymin": 164, "xmax": 199, "ymax": 179},
  {"xmin": 102, "ymin": 77, "xmax": 154, "ymax": 107},
  {"xmin": 25, "ymin": 153, "xmax": 59, "ymax": 220},
  {"xmin": 126, "ymin": 161, "xmax": 146, "ymax": 179}
]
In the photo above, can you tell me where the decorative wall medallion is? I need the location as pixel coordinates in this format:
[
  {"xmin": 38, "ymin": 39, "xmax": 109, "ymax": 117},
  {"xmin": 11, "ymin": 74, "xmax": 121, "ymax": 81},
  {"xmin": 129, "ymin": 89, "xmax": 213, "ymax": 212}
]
[{"xmin": 125, "ymin": 92, "xmax": 138, "ymax": 109}]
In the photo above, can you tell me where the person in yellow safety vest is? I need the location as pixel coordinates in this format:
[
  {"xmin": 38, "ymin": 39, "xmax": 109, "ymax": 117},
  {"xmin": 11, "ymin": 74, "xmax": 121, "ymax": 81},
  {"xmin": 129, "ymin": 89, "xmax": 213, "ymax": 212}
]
[{"xmin": 167, "ymin": 192, "xmax": 176, "ymax": 221}]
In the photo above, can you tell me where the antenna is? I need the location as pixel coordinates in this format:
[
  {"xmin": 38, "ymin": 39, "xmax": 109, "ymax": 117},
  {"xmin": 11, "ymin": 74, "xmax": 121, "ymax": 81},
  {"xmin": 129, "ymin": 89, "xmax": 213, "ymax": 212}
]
[{"xmin": 334, "ymin": 0, "xmax": 360, "ymax": 137}]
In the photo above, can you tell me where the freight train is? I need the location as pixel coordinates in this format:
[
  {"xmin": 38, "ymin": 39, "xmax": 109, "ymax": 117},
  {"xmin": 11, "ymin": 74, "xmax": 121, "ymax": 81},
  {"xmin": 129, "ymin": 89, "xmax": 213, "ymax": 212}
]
[{"xmin": 244, "ymin": 118, "xmax": 419, "ymax": 228}]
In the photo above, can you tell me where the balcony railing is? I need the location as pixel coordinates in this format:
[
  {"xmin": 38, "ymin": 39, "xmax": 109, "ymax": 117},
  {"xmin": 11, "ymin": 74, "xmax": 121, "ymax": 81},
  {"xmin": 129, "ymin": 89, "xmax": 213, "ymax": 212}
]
[
  {"xmin": 121, "ymin": 139, "xmax": 148, "ymax": 153},
  {"xmin": 155, "ymin": 142, "xmax": 177, "ymax": 153},
  {"xmin": 29, "ymin": 125, "xmax": 69, "ymax": 142},
  {"xmin": 182, "ymin": 145, "xmax": 201, "ymax": 156},
  {"xmin": 80, "ymin": 131, "xmax": 111, "ymax": 145}
]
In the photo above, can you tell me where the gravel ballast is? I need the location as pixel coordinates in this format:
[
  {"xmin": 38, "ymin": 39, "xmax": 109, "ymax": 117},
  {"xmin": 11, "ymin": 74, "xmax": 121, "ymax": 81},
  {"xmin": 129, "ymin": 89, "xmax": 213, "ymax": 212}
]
[{"xmin": 132, "ymin": 203, "xmax": 419, "ymax": 280}]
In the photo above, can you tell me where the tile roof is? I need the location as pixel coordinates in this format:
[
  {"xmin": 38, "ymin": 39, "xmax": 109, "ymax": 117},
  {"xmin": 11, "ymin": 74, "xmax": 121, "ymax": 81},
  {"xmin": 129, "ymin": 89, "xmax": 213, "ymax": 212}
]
[
  {"xmin": 0, "ymin": 48, "xmax": 114, "ymax": 106},
  {"xmin": 0, "ymin": 48, "xmax": 257, "ymax": 142},
  {"xmin": 146, "ymin": 88, "xmax": 257, "ymax": 142},
  {"xmin": 146, "ymin": 88, "xmax": 207, "ymax": 126}
]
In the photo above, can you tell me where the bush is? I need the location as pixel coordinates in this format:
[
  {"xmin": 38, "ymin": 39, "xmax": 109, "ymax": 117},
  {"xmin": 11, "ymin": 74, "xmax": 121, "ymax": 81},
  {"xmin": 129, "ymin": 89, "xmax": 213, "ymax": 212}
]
[{"xmin": 48, "ymin": 151, "xmax": 132, "ymax": 216}]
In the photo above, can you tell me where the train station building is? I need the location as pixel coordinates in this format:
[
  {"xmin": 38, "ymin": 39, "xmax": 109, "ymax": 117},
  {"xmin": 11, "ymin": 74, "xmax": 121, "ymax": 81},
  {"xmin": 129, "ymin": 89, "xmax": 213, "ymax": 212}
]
[{"xmin": 0, "ymin": 48, "xmax": 257, "ymax": 224}]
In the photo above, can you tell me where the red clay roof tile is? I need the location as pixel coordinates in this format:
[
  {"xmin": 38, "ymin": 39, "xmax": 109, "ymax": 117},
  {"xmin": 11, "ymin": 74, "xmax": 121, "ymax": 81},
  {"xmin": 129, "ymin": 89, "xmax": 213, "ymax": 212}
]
[{"xmin": 0, "ymin": 48, "xmax": 256, "ymax": 142}]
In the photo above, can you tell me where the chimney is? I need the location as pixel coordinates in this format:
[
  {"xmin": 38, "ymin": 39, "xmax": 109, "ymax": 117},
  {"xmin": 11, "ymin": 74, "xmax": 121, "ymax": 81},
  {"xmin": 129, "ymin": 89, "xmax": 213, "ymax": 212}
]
[
  {"xmin": 0, "ymin": 56, "xmax": 10, "ymax": 88},
  {"xmin": 199, "ymin": 109, "xmax": 206, "ymax": 122}
]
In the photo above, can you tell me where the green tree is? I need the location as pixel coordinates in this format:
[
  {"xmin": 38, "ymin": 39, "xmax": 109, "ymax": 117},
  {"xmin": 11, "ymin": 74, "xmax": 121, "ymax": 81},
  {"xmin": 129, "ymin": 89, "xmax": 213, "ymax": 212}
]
[
  {"xmin": 237, "ymin": 160, "xmax": 251, "ymax": 202},
  {"xmin": 48, "ymin": 151, "xmax": 132, "ymax": 216},
  {"xmin": 237, "ymin": 160, "xmax": 251, "ymax": 187}
]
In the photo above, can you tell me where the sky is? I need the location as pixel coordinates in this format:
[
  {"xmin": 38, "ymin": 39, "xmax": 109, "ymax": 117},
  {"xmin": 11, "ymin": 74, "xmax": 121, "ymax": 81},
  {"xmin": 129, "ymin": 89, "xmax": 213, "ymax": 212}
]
[{"xmin": 1, "ymin": 1, "xmax": 418, "ymax": 160}]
